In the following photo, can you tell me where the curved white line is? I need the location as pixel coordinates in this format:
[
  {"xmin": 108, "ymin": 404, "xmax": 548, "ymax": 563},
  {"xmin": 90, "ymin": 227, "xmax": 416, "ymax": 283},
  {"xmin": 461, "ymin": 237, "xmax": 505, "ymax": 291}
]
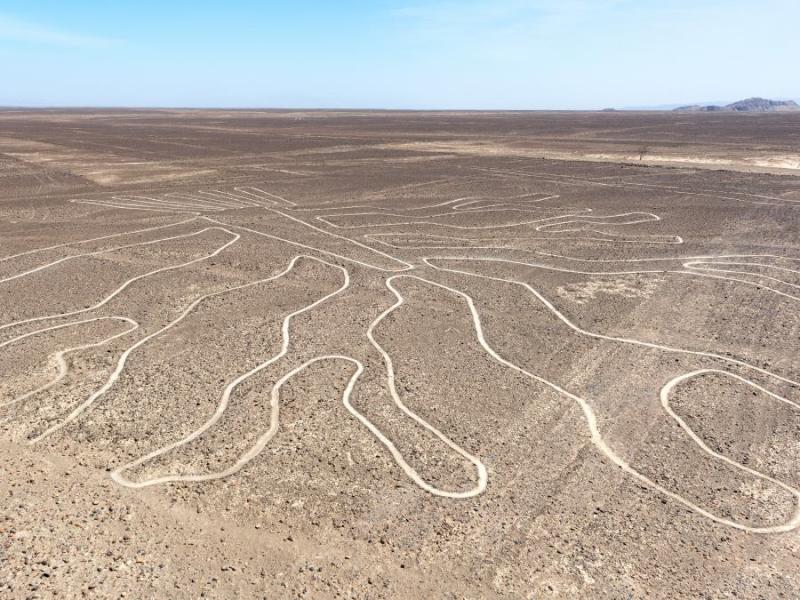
[
  {"xmin": 236, "ymin": 187, "xmax": 296, "ymax": 207},
  {"xmin": 366, "ymin": 230, "xmax": 683, "ymax": 249},
  {"xmin": 0, "ymin": 216, "xmax": 196, "ymax": 263},
  {"xmin": 685, "ymin": 260, "xmax": 800, "ymax": 291},
  {"xmin": 365, "ymin": 277, "xmax": 488, "ymax": 498},
  {"xmin": 28, "ymin": 252, "xmax": 326, "ymax": 443},
  {"xmin": 71, "ymin": 199, "xmax": 197, "ymax": 214},
  {"xmin": 1, "ymin": 224, "xmax": 217, "ymax": 286},
  {"xmin": 113, "ymin": 195, "xmax": 223, "ymax": 212},
  {"xmin": 203, "ymin": 189, "xmax": 263, "ymax": 206},
  {"xmin": 0, "ymin": 227, "xmax": 240, "ymax": 332},
  {"xmin": 109, "ymin": 255, "xmax": 351, "ymax": 484},
  {"xmin": 286, "ymin": 192, "xmax": 559, "ymax": 214},
  {"xmin": 535, "ymin": 251, "xmax": 800, "ymax": 264},
  {"xmin": 202, "ymin": 215, "xmax": 415, "ymax": 273},
  {"xmin": 424, "ymin": 254, "xmax": 800, "ymax": 308},
  {"xmin": 0, "ymin": 316, "xmax": 139, "ymax": 409},
  {"xmin": 316, "ymin": 208, "xmax": 600, "ymax": 231},
  {"xmin": 10, "ymin": 179, "xmax": 798, "ymax": 533},
  {"xmin": 399, "ymin": 268, "xmax": 800, "ymax": 532},
  {"xmin": 479, "ymin": 167, "xmax": 800, "ymax": 207},
  {"xmin": 165, "ymin": 192, "xmax": 245, "ymax": 209},
  {"xmin": 423, "ymin": 256, "xmax": 800, "ymax": 385},
  {"xmin": 112, "ymin": 355, "xmax": 362, "ymax": 486},
  {"xmin": 110, "ymin": 257, "xmax": 485, "ymax": 498},
  {"xmin": 661, "ymin": 369, "xmax": 800, "ymax": 533}
]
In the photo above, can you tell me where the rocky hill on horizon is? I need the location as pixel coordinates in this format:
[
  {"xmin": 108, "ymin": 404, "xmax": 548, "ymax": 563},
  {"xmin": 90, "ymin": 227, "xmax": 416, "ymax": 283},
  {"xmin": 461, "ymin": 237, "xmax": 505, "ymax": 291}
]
[{"xmin": 675, "ymin": 97, "xmax": 800, "ymax": 112}]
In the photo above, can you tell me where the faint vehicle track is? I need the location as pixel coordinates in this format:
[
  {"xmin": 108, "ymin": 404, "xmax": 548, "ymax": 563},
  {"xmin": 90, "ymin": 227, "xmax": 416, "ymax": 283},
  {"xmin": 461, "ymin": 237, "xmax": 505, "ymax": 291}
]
[{"xmin": 2, "ymin": 177, "xmax": 799, "ymax": 535}]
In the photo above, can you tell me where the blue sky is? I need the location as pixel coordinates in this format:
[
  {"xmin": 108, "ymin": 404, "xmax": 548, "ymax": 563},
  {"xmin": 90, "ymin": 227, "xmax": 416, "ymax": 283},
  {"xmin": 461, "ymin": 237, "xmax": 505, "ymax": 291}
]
[{"xmin": 1, "ymin": 0, "xmax": 797, "ymax": 109}]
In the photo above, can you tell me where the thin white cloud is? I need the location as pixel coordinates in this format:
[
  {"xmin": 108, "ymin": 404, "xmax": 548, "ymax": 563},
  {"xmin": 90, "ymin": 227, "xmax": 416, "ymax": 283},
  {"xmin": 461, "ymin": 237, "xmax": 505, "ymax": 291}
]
[
  {"xmin": 387, "ymin": 0, "xmax": 614, "ymax": 63},
  {"xmin": 0, "ymin": 13, "xmax": 119, "ymax": 48},
  {"xmin": 390, "ymin": 0, "xmax": 619, "ymax": 27}
]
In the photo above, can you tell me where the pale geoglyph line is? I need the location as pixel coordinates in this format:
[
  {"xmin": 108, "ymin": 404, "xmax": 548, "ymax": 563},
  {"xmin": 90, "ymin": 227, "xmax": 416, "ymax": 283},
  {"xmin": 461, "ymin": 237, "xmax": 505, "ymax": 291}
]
[
  {"xmin": 423, "ymin": 254, "xmax": 800, "ymax": 304},
  {"xmin": 316, "ymin": 207, "xmax": 633, "ymax": 231},
  {"xmin": 294, "ymin": 193, "xmax": 678, "ymax": 248},
  {"xmin": 535, "ymin": 213, "xmax": 660, "ymax": 230},
  {"xmin": 315, "ymin": 208, "xmax": 585, "ymax": 230},
  {"xmin": 423, "ymin": 255, "xmax": 800, "ymax": 384},
  {"xmin": 161, "ymin": 191, "xmax": 247, "ymax": 209},
  {"xmin": 362, "ymin": 177, "xmax": 453, "ymax": 199},
  {"xmin": 285, "ymin": 192, "xmax": 560, "ymax": 213},
  {"xmin": 77, "ymin": 255, "xmax": 353, "ymax": 468},
  {"xmin": 218, "ymin": 188, "xmax": 275, "ymax": 206},
  {"xmin": 165, "ymin": 192, "xmax": 245, "ymax": 209},
  {"xmin": 0, "ymin": 317, "xmax": 136, "ymax": 352},
  {"xmin": 17, "ymin": 192, "xmax": 479, "ymax": 498},
  {"xmin": 219, "ymin": 187, "xmax": 295, "ymax": 207},
  {"xmin": 77, "ymin": 190, "xmax": 248, "ymax": 213},
  {"xmin": 120, "ymin": 196, "xmax": 230, "ymax": 211},
  {"xmin": 92, "ymin": 187, "xmax": 298, "ymax": 212},
  {"xmin": 661, "ymin": 370, "xmax": 800, "ymax": 530},
  {"xmin": 0, "ymin": 227, "xmax": 240, "ymax": 332},
  {"xmin": 527, "ymin": 252, "xmax": 800, "ymax": 299},
  {"xmin": 404, "ymin": 265, "xmax": 800, "ymax": 533},
  {"xmin": 235, "ymin": 187, "xmax": 297, "ymax": 207},
  {"xmin": 194, "ymin": 190, "xmax": 261, "ymax": 207},
  {"xmin": 69, "ymin": 190, "xmax": 417, "ymax": 271},
  {"xmin": 535, "ymin": 250, "xmax": 800, "ymax": 264},
  {"xmin": 365, "ymin": 276, "xmax": 488, "ymax": 497},
  {"xmin": 0, "ymin": 216, "xmax": 198, "ymax": 263},
  {"xmin": 263, "ymin": 207, "xmax": 417, "ymax": 270},
  {"xmin": 683, "ymin": 261, "xmax": 800, "ymax": 291},
  {"xmin": 536, "ymin": 251, "xmax": 800, "ymax": 290},
  {"xmin": 105, "ymin": 199, "xmax": 202, "ymax": 212},
  {"xmin": 7, "ymin": 186, "xmax": 488, "ymax": 492},
  {"xmin": 120, "ymin": 189, "xmax": 267, "ymax": 211},
  {"xmin": 98, "ymin": 255, "xmax": 484, "ymax": 498},
  {"xmin": 112, "ymin": 356, "xmax": 364, "ymax": 487},
  {"xmin": 113, "ymin": 195, "xmax": 221, "ymax": 211},
  {"xmin": 203, "ymin": 189, "xmax": 263, "ymax": 204},
  {"xmin": 479, "ymin": 166, "xmax": 800, "ymax": 207},
  {"xmin": 201, "ymin": 214, "xmax": 416, "ymax": 272},
  {"xmin": 1, "ymin": 222, "xmax": 211, "ymax": 286},
  {"xmin": 71, "ymin": 199, "xmax": 198, "ymax": 214},
  {"xmin": 24, "ymin": 248, "xmax": 319, "ymax": 444},
  {"xmin": 316, "ymin": 209, "xmax": 681, "ymax": 243},
  {"xmin": 215, "ymin": 184, "xmax": 572, "ymax": 223},
  {"xmin": 191, "ymin": 191, "xmax": 262, "ymax": 209},
  {"xmin": 103, "ymin": 196, "xmax": 206, "ymax": 211},
  {"xmin": 6, "ymin": 180, "xmax": 800, "ymax": 533},
  {"xmin": 0, "ymin": 316, "xmax": 140, "ymax": 409},
  {"xmin": 365, "ymin": 232, "xmax": 683, "ymax": 248}
]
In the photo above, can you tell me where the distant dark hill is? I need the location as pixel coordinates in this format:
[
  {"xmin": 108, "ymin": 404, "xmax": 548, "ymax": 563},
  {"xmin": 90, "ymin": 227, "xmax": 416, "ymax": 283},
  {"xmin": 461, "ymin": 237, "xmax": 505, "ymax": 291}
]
[{"xmin": 675, "ymin": 97, "xmax": 800, "ymax": 112}]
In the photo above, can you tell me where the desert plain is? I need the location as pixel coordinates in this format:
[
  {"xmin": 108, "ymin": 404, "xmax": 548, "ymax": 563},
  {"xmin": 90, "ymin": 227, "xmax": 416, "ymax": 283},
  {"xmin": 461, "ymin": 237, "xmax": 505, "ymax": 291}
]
[{"xmin": 1, "ymin": 109, "xmax": 800, "ymax": 598}]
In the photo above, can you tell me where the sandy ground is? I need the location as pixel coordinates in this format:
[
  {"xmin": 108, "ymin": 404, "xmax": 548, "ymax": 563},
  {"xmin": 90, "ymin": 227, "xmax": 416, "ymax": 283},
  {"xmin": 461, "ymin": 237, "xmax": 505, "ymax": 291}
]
[{"xmin": 1, "ymin": 109, "xmax": 800, "ymax": 599}]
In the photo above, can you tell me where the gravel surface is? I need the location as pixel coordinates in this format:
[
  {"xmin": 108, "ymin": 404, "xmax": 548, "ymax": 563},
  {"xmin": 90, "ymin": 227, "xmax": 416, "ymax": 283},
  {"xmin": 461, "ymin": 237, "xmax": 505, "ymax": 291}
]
[{"xmin": 1, "ymin": 109, "xmax": 799, "ymax": 598}]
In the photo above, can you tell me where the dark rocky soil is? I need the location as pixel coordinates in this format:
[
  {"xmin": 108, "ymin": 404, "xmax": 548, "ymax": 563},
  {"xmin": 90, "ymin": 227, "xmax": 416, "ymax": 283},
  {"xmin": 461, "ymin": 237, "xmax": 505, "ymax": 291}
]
[{"xmin": 1, "ymin": 109, "xmax": 799, "ymax": 599}]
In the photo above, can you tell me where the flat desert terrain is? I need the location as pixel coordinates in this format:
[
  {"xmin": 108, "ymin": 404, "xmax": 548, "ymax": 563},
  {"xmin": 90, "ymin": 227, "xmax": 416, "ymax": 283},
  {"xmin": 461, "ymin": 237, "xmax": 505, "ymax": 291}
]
[{"xmin": 1, "ymin": 109, "xmax": 799, "ymax": 599}]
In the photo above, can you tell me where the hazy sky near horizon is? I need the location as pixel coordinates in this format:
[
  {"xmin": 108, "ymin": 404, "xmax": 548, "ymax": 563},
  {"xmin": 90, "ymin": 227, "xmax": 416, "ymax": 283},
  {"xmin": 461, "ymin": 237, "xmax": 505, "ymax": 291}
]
[{"xmin": 1, "ymin": 0, "xmax": 797, "ymax": 109}]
